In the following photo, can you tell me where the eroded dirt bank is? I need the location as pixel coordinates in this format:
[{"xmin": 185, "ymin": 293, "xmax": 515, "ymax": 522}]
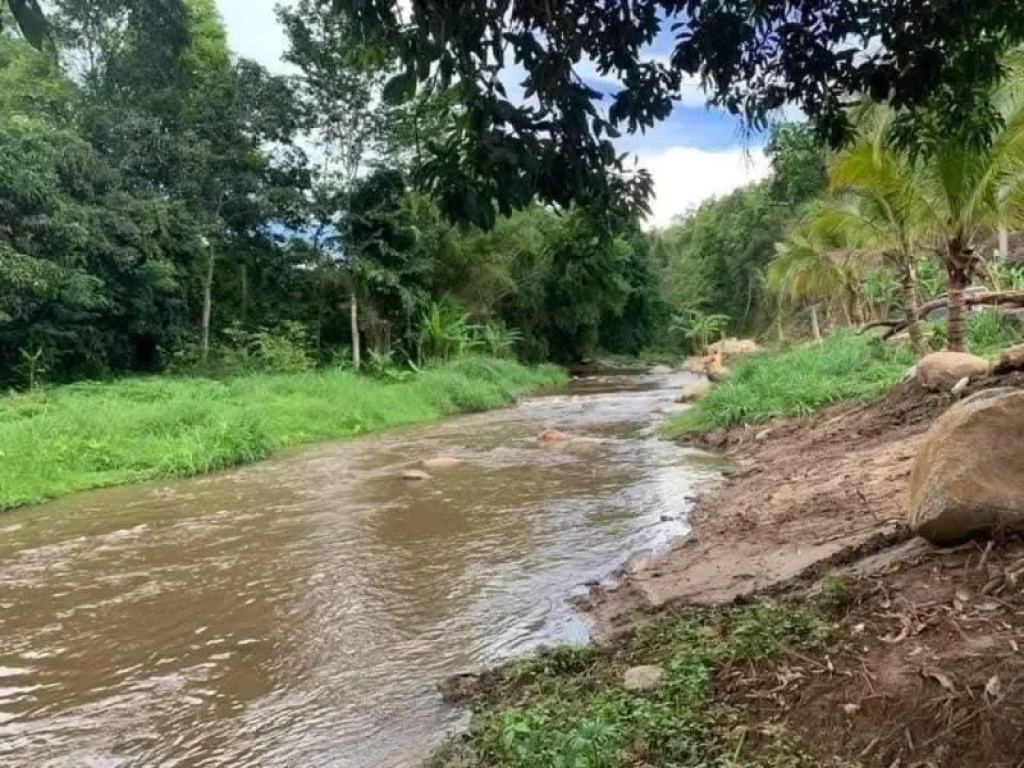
[{"xmin": 582, "ymin": 378, "xmax": 953, "ymax": 639}]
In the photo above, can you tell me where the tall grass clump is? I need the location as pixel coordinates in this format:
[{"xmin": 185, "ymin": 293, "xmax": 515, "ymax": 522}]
[
  {"xmin": 663, "ymin": 332, "xmax": 915, "ymax": 436},
  {"xmin": 0, "ymin": 356, "xmax": 565, "ymax": 511}
]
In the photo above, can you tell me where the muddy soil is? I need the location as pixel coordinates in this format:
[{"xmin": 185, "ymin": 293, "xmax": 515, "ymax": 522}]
[
  {"xmin": 724, "ymin": 537, "xmax": 1024, "ymax": 767},
  {"xmin": 582, "ymin": 373, "xmax": 1024, "ymax": 642}
]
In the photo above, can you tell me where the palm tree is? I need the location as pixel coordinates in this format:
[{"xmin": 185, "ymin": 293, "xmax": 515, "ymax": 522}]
[
  {"xmin": 766, "ymin": 230, "xmax": 854, "ymax": 342},
  {"xmin": 843, "ymin": 64, "xmax": 1024, "ymax": 352},
  {"xmin": 821, "ymin": 118, "xmax": 931, "ymax": 355}
]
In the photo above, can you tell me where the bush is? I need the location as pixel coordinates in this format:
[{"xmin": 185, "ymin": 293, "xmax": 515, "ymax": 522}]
[{"xmin": 172, "ymin": 322, "xmax": 316, "ymax": 376}]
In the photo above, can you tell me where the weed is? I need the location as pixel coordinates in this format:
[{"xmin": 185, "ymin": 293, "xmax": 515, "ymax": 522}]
[{"xmin": 428, "ymin": 600, "xmax": 831, "ymax": 767}]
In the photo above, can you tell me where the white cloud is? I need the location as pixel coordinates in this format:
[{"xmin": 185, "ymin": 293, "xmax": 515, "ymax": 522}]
[
  {"xmin": 636, "ymin": 146, "xmax": 771, "ymax": 230},
  {"xmin": 217, "ymin": 0, "xmax": 294, "ymax": 74}
]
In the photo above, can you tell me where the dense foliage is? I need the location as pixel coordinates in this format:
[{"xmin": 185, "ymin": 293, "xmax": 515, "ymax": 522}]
[
  {"xmin": 340, "ymin": 0, "xmax": 1024, "ymax": 226},
  {"xmin": 0, "ymin": 1, "xmax": 668, "ymax": 387}
]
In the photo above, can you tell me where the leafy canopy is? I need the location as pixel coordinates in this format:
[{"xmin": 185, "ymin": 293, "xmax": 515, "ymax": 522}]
[{"xmin": 335, "ymin": 0, "xmax": 1024, "ymax": 227}]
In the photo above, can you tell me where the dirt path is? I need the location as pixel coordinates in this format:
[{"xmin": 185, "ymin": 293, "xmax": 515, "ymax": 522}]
[{"xmin": 582, "ymin": 375, "xmax": 1024, "ymax": 642}]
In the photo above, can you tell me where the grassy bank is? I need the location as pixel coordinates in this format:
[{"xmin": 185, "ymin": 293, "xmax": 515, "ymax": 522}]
[
  {"xmin": 664, "ymin": 332, "xmax": 915, "ymax": 437},
  {"xmin": 0, "ymin": 356, "xmax": 565, "ymax": 511},
  {"xmin": 427, "ymin": 590, "xmax": 843, "ymax": 768}
]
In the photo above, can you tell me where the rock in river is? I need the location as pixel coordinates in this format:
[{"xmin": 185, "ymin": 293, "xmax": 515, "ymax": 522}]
[
  {"xmin": 910, "ymin": 388, "xmax": 1024, "ymax": 544},
  {"xmin": 421, "ymin": 456, "xmax": 463, "ymax": 470},
  {"xmin": 623, "ymin": 665, "xmax": 664, "ymax": 692},
  {"xmin": 915, "ymin": 352, "xmax": 990, "ymax": 391},
  {"xmin": 675, "ymin": 378, "xmax": 712, "ymax": 403},
  {"xmin": 401, "ymin": 469, "xmax": 431, "ymax": 481},
  {"xmin": 537, "ymin": 428, "xmax": 568, "ymax": 445},
  {"xmin": 438, "ymin": 672, "xmax": 481, "ymax": 703}
]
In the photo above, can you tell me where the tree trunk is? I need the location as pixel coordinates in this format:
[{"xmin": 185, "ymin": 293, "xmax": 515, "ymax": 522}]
[
  {"xmin": 810, "ymin": 304, "xmax": 822, "ymax": 342},
  {"xmin": 776, "ymin": 313, "xmax": 785, "ymax": 343},
  {"xmin": 239, "ymin": 262, "xmax": 248, "ymax": 324},
  {"xmin": 201, "ymin": 251, "xmax": 215, "ymax": 364},
  {"xmin": 899, "ymin": 260, "xmax": 927, "ymax": 356},
  {"xmin": 350, "ymin": 290, "xmax": 361, "ymax": 371},
  {"xmin": 840, "ymin": 297, "xmax": 853, "ymax": 327},
  {"xmin": 946, "ymin": 268, "xmax": 969, "ymax": 353}
]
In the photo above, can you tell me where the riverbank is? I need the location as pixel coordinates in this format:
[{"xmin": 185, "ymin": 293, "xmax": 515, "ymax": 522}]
[
  {"xmin": 427, "ymin": 355, "xmax": 1024, "ymax": 766},
  {"xmin": 0, "ymin": 356, "xmax": 565, "ymax": 511}
]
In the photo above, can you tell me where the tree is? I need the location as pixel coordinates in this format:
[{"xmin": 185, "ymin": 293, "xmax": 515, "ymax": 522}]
[
  {"xmin": 818, "ymin": 122, "xmax": 932, "ymax": 355},
  {"xmin": 848, "ymin": 60, "xmax": 1024, "ymax": 352},
  {"xmin": 335, "ymin": 0, "xmax": 1024, "ymax": 226},
  {"xmin": 2, "ymin": 1, "xmax": 48, "ymax": 48},
  {"xmin": 767, "ymin": 229, "xmax": 861, "ymax": 342}
]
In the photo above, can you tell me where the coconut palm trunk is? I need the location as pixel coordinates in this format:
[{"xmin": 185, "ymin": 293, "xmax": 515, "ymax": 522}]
[
  {"xmin": 898, "ymin": 260, "xmax": 927, "ymax": 356},
  {"xmin": 810, "ymin": 304, "xmax": 822, "ymax": 342},
  {"xmin": 945, "ymin": 238, "xmax": 975, "ymax": 353},
  {"xmin": 945, "ymin": 267, "xmax": 969, "ymax": 353}
]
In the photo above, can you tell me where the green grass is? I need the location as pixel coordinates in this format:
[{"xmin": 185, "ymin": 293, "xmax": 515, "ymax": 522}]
[
  {"xmin": 0, "ymin": 356, "xmax": 565, "ymax": 511},
  {"xmin": 426, "ymin": 599, "xmax": 834, "ymax": 768},
  {"xmin": 663, "ymin": 332, "xmax": 916, "ymax": 437},
  {"xmin": 922, "ymin": 309, "xmax": 1024, "ymax": 358}
]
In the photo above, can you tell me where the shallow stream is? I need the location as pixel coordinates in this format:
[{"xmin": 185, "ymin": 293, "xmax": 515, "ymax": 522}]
[{"xmin": 0, "ymin": 371, "xmax": 719, "ymax": 766}]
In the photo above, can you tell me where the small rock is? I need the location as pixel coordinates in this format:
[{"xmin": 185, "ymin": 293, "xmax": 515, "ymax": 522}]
[
  {"xmin": 623, "ymin": 665, "xmax": 664, "ymax": 692},
  {"xmin": 675, "ymin": 378, "xmax": 713, "ymax": 403},
  {"xmin": 950, "ymin": 376, "xmax": 970, "ymax": 397},
  {"xmin": 706, "ymin": 363, "xmax": 731, "ymax": 383},
  {"xmin": 537, "ymin": 428, "xmax": 569, "ymax": 445},
  {"xmin": 915, "ymin": 352, "xmax": 990, "ymax": 391},
  {"xmin": 842, "ymin": 703, "xmax": 861, "ymax": 716},
  {"xmin": 754, "ymin": 427, "xmax": 772, "ymax": 442},
  {"xmin": 681, "ymin": 356, "xmax": 707, "ymax": 374},
  {"xmin": 649, "ymin": 364, "xmax": 674, "ymax": 375},
  {"xmin": 421, "ymin": 456, "xmax": 463, "ymax": 470},
  {"xmin": 401, "ymin": 469, "xmax": 431, "ymax": 481}
]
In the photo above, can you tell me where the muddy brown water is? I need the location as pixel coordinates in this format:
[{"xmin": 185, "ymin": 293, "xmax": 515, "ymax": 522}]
[{"xmin": 0, "ymin": 372, "xmax": 720, "ymax": 767}]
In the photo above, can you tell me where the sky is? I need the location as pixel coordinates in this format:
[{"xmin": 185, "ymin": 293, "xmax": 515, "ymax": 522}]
[{"xmin": 216, "ymin": 0, "xmax": 771, "ymax": 229}]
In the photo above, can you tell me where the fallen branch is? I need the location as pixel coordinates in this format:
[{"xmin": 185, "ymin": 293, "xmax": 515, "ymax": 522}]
[{"xmin": 860, "ymin": 290, "xmax": 1024, "ymax": 339}]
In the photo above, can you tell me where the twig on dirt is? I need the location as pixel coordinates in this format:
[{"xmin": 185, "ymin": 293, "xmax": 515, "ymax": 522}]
[
  {"xmin": 857, "ymin": 735, "xmax": 881, "ymax": 759},
  {"xmin": 780, "ymin": 644, "xmax": 832, "ymax": 673},
  {"xmin": 979, "ymin": 540, "xmax": 995, "ymax": 572}
]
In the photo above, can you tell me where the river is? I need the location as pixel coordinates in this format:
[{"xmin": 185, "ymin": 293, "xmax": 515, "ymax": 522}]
[{"xmin": 0, "ymin": 370, "xmax": 720, "ymax": 767}]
